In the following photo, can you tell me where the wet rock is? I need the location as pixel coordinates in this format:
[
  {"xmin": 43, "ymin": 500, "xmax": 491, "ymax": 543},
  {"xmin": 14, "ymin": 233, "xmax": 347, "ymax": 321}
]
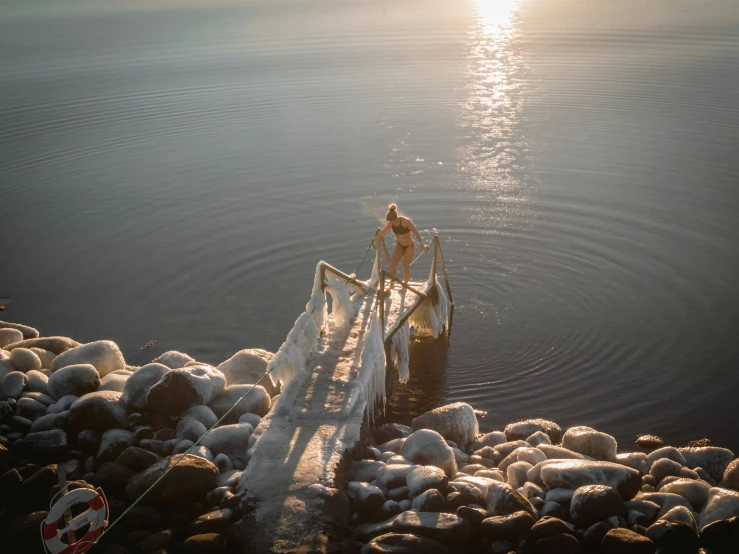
[
  {"xmin": 176, "ymin": 418, "xmax": 207, "ymax": 442},
  {"xmin": 354, "ymin": 512, "xmax": 470, "ymax": 544},
  {"xmin": 646, "ymin": 514, "xmax": 697, "ymax": 547},
  {"xmin": 68, "ymin": 391, "xmax": 128, "ymax": 433},
  {"xmin": 505, "ymin": 419, "xmax": 562, "ymax": 444},
  {"xmin": 617, "ymin": 452, "xmax": 649, "ymax": 474},
  {"xmin": 359, "ymin": 533, "xmax": 455, "ymax": 554},
  {"xmin": 23, "ymin": 429, "xmax": 68, "ymax": 457},
  {"xmin": 182, "ymin": 533, "xmax": 224, "ymax": 554},
  {"xmin": 374, "ymin": 423, "xmax": 413, "ymax": 445},
  {"xmin": 539, "ymin": 501, "xmax": 566, "ymax": 519},
  {"xmin": 1, "ymin": 371, "xmax": 27, "ymax": 400},
  {"xmin": 646, "ymin": 446, "xmax": 687, "ymax": 468},
  {"xmin": 411, "ymin": 402, "xmax": 479, "ymax": 447},
  {"xmin": 5, "ymin": 336, "xmax": 80, "ymax": 355},
  {"xmin": 723, "ymin": 459, "xmax": 739, "ymax": 491},
  {"xmin": 377, "ymin": 464, "xmax": 416, "ymax": 490},
  {"xmin": 25, "ymin": 370, "xmax": 49, "ymax": 394},
  {"xmin": 601, "ymin": 528, "xmax": 655, "ymax": 554},
  {"xmin": 406, "ymin": 466, "xmax": 448, "ymax": 498},
  {"xmin": 208, "ymin": 384, "xmax": 271, "ymax": 421},
  {"xmin": 216, "ymin": 348, "xmax": 278, "ymax": 395},
  {"xmin": 146, "ymin": 365, "xmax": 226, "ymax": 416},
  {"xmin": 649, "ymin": 458, "xmax": 683, "ymax": 482},
  {"xmin": 50, "ymin": 340, "xmax": 125, "ymax": 377},
  {"xmin": 125, "ymin": 454, "xmax": 217, "ymax": 504},
  {"xmin": 411, "ymin": 489, "xmax": 446, "ymax": 512},
  {"xmin": 17, "ymin": 397, "xmax": 47, "ymax": 420},
  {"xmin": 660, "ymin": 478, "xmax": 710, "ymax": 509},
  {"xmin": 0, "ymin": 320, "xmax": 39, "ymax": 339},
  {"xmin": 507, "ymin": 461, "xmax": 533, "ymax": 489},
  {"xmin": 699, "ymin": 487, "xmax": 739, "ymax": 530},
  {"xmin": 116, "ymin": 446, "xmax": 162, "ymax": 472},
  {"xmin": 570, "ymin": 485, "xmax": 625, "ymax": 527},
  {"xmin": 155, "ymin": 350, "xmax": 194, "ymax": 369},
  {"xmin": 349, "ymin": 481, "xmax": 386, "ymax": 517},
  {"xmin": 30, "ymin": 348, "xmax": 55, "ymax": 369},
  {"xmin": 94, "ymin": 462, "xmax": 135, "ymax": 496},
  {"xmin": 540, "ymin": 459, "xmax": 641, "ymax": 500},
  {"xmin": 638, "ymin": 492, "xmax": 693, "ymax": 517},
  {"xmin": 679, "ymin": 447, "xmax": 734, "ymax": 483},
  {"xmin": 467, "ymin": 431, "xmax": 507, "ymax": 454},
  {"xmin": 530, "ymin": 516, "xmax": 575, "ymax": 539},
  {"xmin": 200, "ymin": 423, "xmax": 252, "ymax": 469},
  {"xmin": 534, "ymin": 532, "xmax": 582, "ymax": 554},
  {"xmin": 10, "ymin": 348, "xmax": 42, "ymax": 372},
  {"xmin": 486, "ymin": 481, "xmax": 537, "ymax": 518},
  {"xmin": 120, "ymin": 363, "xmax": 170, "ymax": 410},
  {"xmin": 537, "ymin": 444, "xmax": 585, "ymax": 460},
  {"xmin": 625, "ymin": 499, "xmax": 661, "ymax": 524},
  {"xmin": 562, "ymin": 426, "xmax": 617, "ymax": 462},
  {"xmin": 0, "ymin": 328, "xmax": 24, "ymax": 348},
  {"xmin": 400, "ymin": 430, "xmax": 457, "ymax": 478},
  {"xmin": 47, "ymin": 363, "xmax": 100, "ymax": 400},
  {"xmin": 350, "ymin": 459, "xmax": 386, "ymax": 483},
  {"xmin": 188, "ymin": 509, "xmax": 233, "ymax": 535},
  {"xmin": 97, "ymin": 429, "xmax": 135, "ymax": 464},
  {"xmin": 480, "ymin": 510, "xmax": 536, "ymax": 540},
  {"xmin": 139, "ymin": 529, "xmax": 174, "ymax": 552},
  {"xmin": 699, "ymin": 516, "xmax": 739, "ymax": 553},
  {"xmin": 99, "ymin": 371, "xmax": 130, "ymax": 392}
]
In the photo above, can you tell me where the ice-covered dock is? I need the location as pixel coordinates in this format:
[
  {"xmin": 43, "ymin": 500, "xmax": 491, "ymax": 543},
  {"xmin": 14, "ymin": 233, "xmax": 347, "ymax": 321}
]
[{"xmin": 233, "ymin": 233, "xmax": 452, "ymax": 553}]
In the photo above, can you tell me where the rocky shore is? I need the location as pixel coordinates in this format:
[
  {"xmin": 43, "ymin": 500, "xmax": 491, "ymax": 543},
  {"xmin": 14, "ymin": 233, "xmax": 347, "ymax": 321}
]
[
  {"xmin": 0, "ymin": 320, "xmax": 277, "ymax": 554},
  {"xmin": 2, "ymin": 318, "xmax": 738, "ymax": 554},
  {"xmin": 342, "ymin": 403, "xmax": 739, "ymax": 553}
]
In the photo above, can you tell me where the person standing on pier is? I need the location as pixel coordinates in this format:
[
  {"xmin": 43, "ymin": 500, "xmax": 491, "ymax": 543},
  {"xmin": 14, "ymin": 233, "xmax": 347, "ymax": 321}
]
[{"xmin": 373, "ymin": 203, "xmax": 428, "ymax": 286}]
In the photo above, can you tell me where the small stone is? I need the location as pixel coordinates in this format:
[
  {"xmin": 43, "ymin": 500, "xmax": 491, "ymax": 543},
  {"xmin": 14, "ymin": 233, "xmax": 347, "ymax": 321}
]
[
  {"xmin": 0, "ymin": 328, "xmax": 24, "ymax": 348},
  {"xmin": 649, "ymin": 458, "xmax": 683, "ymax": 483},
  {"xmin": 411, "ymin": 488, "xmax": 446, "ymax": 512},
  {"xmin": 562, "ymin": 426, "xmax": 617, "ymax": 462},
  {"xmin": 97, "ymin": 429, "xmax": 135, "ymax": 464},
  {"xmin": 374, "ymin": 423, "xmax": 412, "ymax": 445},
  {"xmin": 349, "ymin": 459, "xmax": 386, "ymax": 483},
  {"xmin": 659, "ymin": 478, "xmax": 710, "ymax": 510},
  {"xmin": 94, "ymin": 462, "xmax": 136, "ymax": 496},
  {"xmin": 353, "ymin": 512, "xmax": 470, "ymax": 544},
  {"xmin": 348, "ymin": 481, "xmax": 386, "ymax": 517},
  {"xmin": 534, "ymin": 532, "xmax": 583, "ymax": 553},
  {"xmin": 486, "ymin": 481, "xmax": 537, "ymax": 518},
  {"xmin": 116, "ymin": 446, "xmax": 162, "ymax": 472},
  {"xmin": 25, "ymin": 370, "xmax": 49, "ymax": 394},
  {"xmin": 505, "ymin": 419, "xmax": 562, "ymax": 444},
  {"xmin": 10, "ymin": 348, "xmax": 42, "ymax": 373},
  {"xmin": 188, "ymin": 509, "xmax": 233, "ymax": 535},
  {"xmin": 68, "ymin": 391, "xmax": 128, "ymax": 433},
  {"xmin": 359, "ymin": 533, "xmax": 453, "ymax": 554},
  {"xmin": 1, "ymin": 371, "xmax": 27, "ymax": 400},
  {"xmin": 636, "ymin": 435, "xmax": 664, "ymax": 449},
  {"xmin": 679, "ymin": 447, "xmax": 735, "ymax": 483},
  {"xmin": 570, "ymin": 484, "xmax": 625, "ymax": 527},
  {"xmin": 530, "ymin": 516, "xmax": 575, "ymax": 539},
  {"xmin": 400, "ymin": 429, "xmax": 457, "ymax": 477},
  {"xmin": 698, "ymin": 487, "xmax": 739, "ymax": 530},
  {"xmin": 600, "ymin": 528, "xmax": 655, "ymax": 554},
  {"xmin": 480, "ymin": 510, "xmax": 536, "ymax": 540},
  {"xmin": 50, "ymin": 340, "xmax": 125, "ymax": 377},
  {"xmin": 406, "ymin": 466, "xmax": 448, "ymax": 498},
  {"xmin": 16, "ymin": 397, "xmax": 47, "ymax": 420}
]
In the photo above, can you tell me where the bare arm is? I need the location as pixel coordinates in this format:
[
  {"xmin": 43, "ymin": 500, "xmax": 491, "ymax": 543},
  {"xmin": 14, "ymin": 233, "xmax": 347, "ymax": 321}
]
[
  {"xmin": 406, "ymin": 219, "xmax": 428, "ymax": 250},
  {"xmin": 373, "ymin": 222, "xmax": 392, "ymax": 242}
]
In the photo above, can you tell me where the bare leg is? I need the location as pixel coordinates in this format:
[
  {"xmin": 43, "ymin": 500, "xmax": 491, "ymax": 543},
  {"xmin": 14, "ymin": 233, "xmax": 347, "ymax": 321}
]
[
  {"xmin": 388, "ymin": 244, "xmax": 404, "ymax": 290},
  {"xmin": 402, "ymin": 243, "xmax": 415, "ymax": 285}
]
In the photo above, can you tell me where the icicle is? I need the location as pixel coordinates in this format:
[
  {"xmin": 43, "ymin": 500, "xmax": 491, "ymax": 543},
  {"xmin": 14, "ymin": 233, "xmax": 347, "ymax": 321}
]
[
  {"xmin": 409, "ymin": 275, "xmax": 450, "ymax": 339},
  {"xmin": 347, "ymin": 308, "xmax": 386, "ymax": 423},
  {"xmin": 391, "ymin": 321, "xmax": 410, "ymax": 384}
]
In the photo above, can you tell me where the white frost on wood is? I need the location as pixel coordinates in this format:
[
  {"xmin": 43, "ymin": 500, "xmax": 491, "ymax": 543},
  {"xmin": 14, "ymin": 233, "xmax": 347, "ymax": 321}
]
[
  {"xmin": 347, "ymin": 308, "xmax": 386, "ymax": 423},
  {"xmin": 391, "ymin": 321, "xmax": 410, "ymax": 384},
  {"xmin": 409, "ymin": 275, "xmax": 449, "ymax": 339}
]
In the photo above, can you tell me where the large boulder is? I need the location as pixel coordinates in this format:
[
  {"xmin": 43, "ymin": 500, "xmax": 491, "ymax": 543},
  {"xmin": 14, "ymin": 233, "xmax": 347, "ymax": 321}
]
[
  {"xmin": 216, "ymin": 348, "xmax": 278, "ymax": 395},
  {"xmin": 1, "ymin": 371, "xmax": 27, "ymax": 400},
  {"xmin": 486, "ymin": 481, "xmax": 537, "ymax": 518},
  {"xmin": 400, "ymin": 430, "xmax": 457, "ymax": 478},
  {"xmin": 120, "ymin": 363, "xmax": 169, "ymax": 410},
  {"xmin": 678, "ymin": 447, "xmax": 734, "ymax": 483},
  {"xmin": 50, "ymin": 340, "xmax": 125, "ymax": 377},
  {"xmin": 146, "ymin": 365, "xmax": 226, "ymax": 416},
  {"xmin": 569, "ymin": 485, "xmax": 625, "ymax": 527},
  {"xmin": 354, "ymin": 512, "xmax": 470, "ymax": 545},
  {"xmin": 411, "ymin": 403, "xmax": 479, "ymax": 447},
  {"xmin": 504, "ymin": 419, "xmax": 562, "ymax": 444},
  {"xmin": 68, "ymin": 391, "xmax": 129, "ymax": 433},
  {"xmin": 540, "ymin": 460, "xmax": 641, "ymax": 500},
  {"xmin": 199, "ymin": 423, "xmax": 253, "ymax": 469},
  {"xmin": 208, "ymin": 384, "xmax": 271, "ymax": 423},
  {"xmin": 4, "ymin": 336, "xmax": 80, "ymax": 355},
  {"xmin": 47, "ymin": 364, "xmax": 100, "ymax": 400},
  {"xmin": 699, "ymin": 487, "xmax": 739, "ymax": 530},
  {"xmin": 125, "ymin": 454, "xmax": 217, "ymax": 504},
  {"xmin": 10, "ymin": 348, "xmax": 42, "ymax": 373},
  {"xmin": 0, "ymin": 320, "xmax": 39, "ymax": 339},
  {"xmin": 154, "ymin": 351, "xmax": 194, "ymax": 369},
  {"xmin": 561, "ymin": 426, "xmax": 617, "ymax": 461}
]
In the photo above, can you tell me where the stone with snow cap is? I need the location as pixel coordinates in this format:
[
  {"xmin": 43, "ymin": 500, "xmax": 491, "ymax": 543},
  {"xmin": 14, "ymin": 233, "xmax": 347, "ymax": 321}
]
[
  {"xmin": 348, "ymin": 481, "xmax": 385, "ymax": 517},
  {"xmin": 659, "ymin": 478, "xmax": 710, "ymax": 509},
  {"xmin": 486, "ymin": 481, "xmax": 537, "ymax": 518},
  {"xmin": 411, "ymin": 402, "xmax": 479, "ymax": 447},
  {"xmin": 646, "ymin": 446, "xmax": 687, "ymax": 468},
  {"xmin": 217, "ymin": 348, "xmax": 278, "ymax": 396},
  {"xmin": 30, "ymin": 348, "xmax": 55, "ymax": 369},
  {"xmin": 637, "ymin": 492, "xmax": 693, "ymax": 517},
  {"xmin": 406, "ymin": 466, "xmax": 448, "ymax": 498},
  {"xmin": 50, "ymin": 340, "xmax": 125, "ymax": 377},
  {"xmin": 537, "ymin": 444, "xmax": 585, "ymax": 460},
  {"xmin": 154, "ymin": 350, "xmax": 194, "ymax": 369},
  {"xmin": 723, "ymin": 459, "xmax": 739, "ymax": 491},
  {"xmin": 561, "ymin": 425, "xmax": 617, "ymax": 461},
  {"xmin": 400, "ymin": 429, "xmax": 458, "ymax": 478},
  {"xmin": 468, "ymin": 431, "xmax": 507, "ymax": 453},
  {"xmin": 617, "ymin": 452, "xmax": 648, "ymax": 474},
  {"xmin": 208, "ymin": 384, "xmax": 271, "ymax": 422},
  {"xmin": 68, "ymin": 391, "xmax": 128, "ymax": 433},
  {"xmin": 200, "ymin": 423, "xmax": 254, "ymax": 469},
  {"xmin": 504, "ymin": 419, "xmax": 562, "ymax": 444},
  {"xmin": 146, "ymin": 364, "xmax": 226, "ymax": 415},
  {"xmin": 699, "ymin": 487, "xmax": 739, "ymax": 530},
  {"xmin": 5, "ymin": 336, "xmax": 80, "ymax": 355},
  {"xmin": 120, "ymin": 362, "xmax": 169, "ymax": 410},
  {"xmin": 377, "ymin": 464, "xmax": 416, "ymax": 490},
  {"xmin": 98, "ymin": 371, "xmax": 129, "ymax": 392},
  {"xmin": 10, "ymin": 348, "xmax": 41, "ymax": 373},
  {"xmin": 47, "ymin": 364, "xmax": 100, "ymax": 399},
  {"xmin": 0, "ymin": 320, "xmax": 39, "ymax": 339},
  {"xmin": 678, "ymin": 446, "xmax": 734, "ymax": 483},
  {"xmin": 1, "ymin": 371, "xmax": 27, "ymax": 400},
  {"xmin": 570, "ymin": 485, "xmax": 625, "ymax": 527},
  {"xmin": 540, "ymin": 459, "xmax": 641, "ymax": 500},
  {"xmin": 0, "ymin": 328, "xmax": 23, "ymax": 348}
]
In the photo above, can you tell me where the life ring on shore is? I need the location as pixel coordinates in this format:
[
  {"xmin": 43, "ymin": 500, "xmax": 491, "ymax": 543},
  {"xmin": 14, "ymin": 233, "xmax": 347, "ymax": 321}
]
[{"xmin": 41, "ymin": 487, "xmax": 108, "ymax": 554}]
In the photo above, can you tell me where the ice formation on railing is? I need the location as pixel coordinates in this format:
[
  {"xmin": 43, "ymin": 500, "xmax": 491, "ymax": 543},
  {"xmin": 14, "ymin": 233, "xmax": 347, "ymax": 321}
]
[
  {"xmin": 391, "ymin": 321, "xmax": 410, "ymax": 384},
  {"xmin": 409, "ymin": 274, "xmax": 450, "ymax": 338},
  {"xmin": 348, "ymin": 307, "xmax": 386, "ymax": 422}
]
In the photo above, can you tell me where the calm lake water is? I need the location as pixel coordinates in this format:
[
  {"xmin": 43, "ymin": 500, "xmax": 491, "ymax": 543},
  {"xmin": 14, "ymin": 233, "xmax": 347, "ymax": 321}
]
[{"xmin": 2, "ymin": 0, "xmax": 738, "ymax": 451}]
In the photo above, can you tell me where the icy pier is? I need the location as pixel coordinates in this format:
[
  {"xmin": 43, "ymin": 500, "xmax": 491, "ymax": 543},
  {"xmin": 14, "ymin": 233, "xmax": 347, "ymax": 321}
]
[{"xmin": 233, "ymin": 237, "xmax": 451, "ymax": 553}]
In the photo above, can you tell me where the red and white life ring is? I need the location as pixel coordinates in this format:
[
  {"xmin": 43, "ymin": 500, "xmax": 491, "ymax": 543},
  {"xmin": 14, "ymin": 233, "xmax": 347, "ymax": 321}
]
[{"xmin": 42, "ymin": 488, "xmax": 108, "ymax": 554}]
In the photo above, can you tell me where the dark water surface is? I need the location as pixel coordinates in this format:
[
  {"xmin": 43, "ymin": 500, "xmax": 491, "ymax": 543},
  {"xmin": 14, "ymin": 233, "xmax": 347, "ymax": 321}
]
[{"xmin": 2, "ymin": 0, "xmax": 738, "ymax": 451}]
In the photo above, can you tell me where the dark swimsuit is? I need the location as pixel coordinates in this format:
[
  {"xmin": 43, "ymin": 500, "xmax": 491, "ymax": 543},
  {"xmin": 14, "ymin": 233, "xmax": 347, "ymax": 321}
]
[{"xmin": 392, "ymin": 218, "xmax": 414, "ymax": 252}]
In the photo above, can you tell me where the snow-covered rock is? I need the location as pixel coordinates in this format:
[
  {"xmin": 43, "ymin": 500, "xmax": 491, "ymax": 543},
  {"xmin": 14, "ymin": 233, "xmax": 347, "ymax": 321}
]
[
  {"xmin": 176, "ymin": 418, "xmax": 207, "ymax": 442},
  {"xmin": 68, "ymin": 391, "xmax": 129, "ymax": 433},
  {"xmin": 646, "ymin": 446, "xmax": 687, "ymax": 468},
  {"xmin": 200, "ymin": 423, "xmax": 253, "ymax": 469},
  {"xmin": 526, "ymin": 431, "xmax": 552, "ymax": 447},
  {"xmin": 507, "ymin": 461, "xmax": 533, "ymax": 489},
  {"xmin": 353, "ymin": 512, "xmax": 470, "ymax": 544},
  {"xmin": 699, "ymin": 487, "xmax": 739, "ymax": 530},
  {"xmin": 98, "ymin": 371, "xmax": 130, "ymax": 392},
  {"xmin": 10, "ymin": 348, "xmax": 41, "ymax": 373},
  {"xmin": 154, "ymin": 350, "xmax": 194, "ymax": 369},
  {"xmin": 650, "ymin": 458, "xmax": 684, "ymax": 483},
  {"xmin": 504, "ymin": 419, "xmax": 562, "ymax": 444},
  {"xmin": 25, "ymin": 370, "xmax": 49, "ymax": 394},
  {"xmin": 208, "ymin": 384, "xmax": 271, "ymax": 423},
  {"xmin": 540, "ymin": 460, "xmax": 641, "ymax": 500},
  {"xmin": 30, "ymin": 348, "xmax": 55, "ymax": 369},
  {"xmin": 376, "ymin": 464, "xmax": 416, "ymax": 491},
  {"xmin": 0, "ymin": 328, "xmax": 23, "ymax": 348},
  {"xmin": 182, "ymin": 405, "xmax": 218, "ymax": 428},
  {"xmin": 50, "ymin": 340, "xmax": 125, "ymax": 377},
  {"xmin": 517, "ymin": 447, "xmax": 547, "ymax": 467},
  {"xmin": 349, "ymin": 460, "xmax": 386, "ymax": 483},
  {"xmin": 537, "ymin": 444, "xmax": 586, "ymax": 460},
  {"xmin": 0, "ymin": 320, "xmax": 38, "ymax": 339},
  {"xmin": 217, "ymin": 348, "xmax": 278, "ymax": 396},
  {"xmin": 723, "ymin": 459, "xmax": 739, "ymax": 491},
  {"xmin": 1, "ymin": 371, "xmax": 27, "ymax": 400},
  {"xmin": 97, "ymin": 429, "xmax": 135, "ymax": 463},
  {"xmin": 146, "ymin": 364, "xmax": 226, "ymax": 416},
  {"xmin": 486, "ymin": 481, "xmax": 537, "ymax": 517},
  {"xmin": 406, "ymin": 466, "xmax": 448, "ymax": 498},
  {"xmin": 411, "ymin": 402, "xmax": 479, "ymax": 448},
  {"xmin": 348, "ymin": 481, "xmax": 386, "ymax": 516},
  {"xmin": 659, "ymin": 478, "xmax": 710, "ymax": 509},
  {"xmin": 616, "ymin": 452, "xmax": 648, "ymax": 474},
  {"xmin": 468, "ymin": 431, "xmax": 507, "ymax": 453},
  {"xmin": 637, "ymin": 492, "xmax": 693, "ymax": 517},
  {"xmin": 5, "ymin": 336, "xmax": 80, "ymax": 355},
  {"xmin": 678, "ymin": 447, "xmax": 734, "ymax": 483},
  {"xmin": 561, "ymin": 426, "xmax": 617, "ymax": 462},
  {"xmin": 570, "ymin": 485, "xmax": 625, "ymax": 527},
  {"xmin": 400, "ymin": 429, "xmax": 457, "ymax": 478},
  {"xmin": 120, "ymin": 362, "xmax": 169, "ymax": 410},
  {"xmin": 47, "ymin": 364, "xmax": 100, "ymax": 400}
]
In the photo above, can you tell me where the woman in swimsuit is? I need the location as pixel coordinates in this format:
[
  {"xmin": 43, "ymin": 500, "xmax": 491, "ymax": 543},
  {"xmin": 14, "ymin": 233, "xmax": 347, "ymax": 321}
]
[{"xmin": 373, "ymin": 203, "xmax": 429, "ymax": 286}]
